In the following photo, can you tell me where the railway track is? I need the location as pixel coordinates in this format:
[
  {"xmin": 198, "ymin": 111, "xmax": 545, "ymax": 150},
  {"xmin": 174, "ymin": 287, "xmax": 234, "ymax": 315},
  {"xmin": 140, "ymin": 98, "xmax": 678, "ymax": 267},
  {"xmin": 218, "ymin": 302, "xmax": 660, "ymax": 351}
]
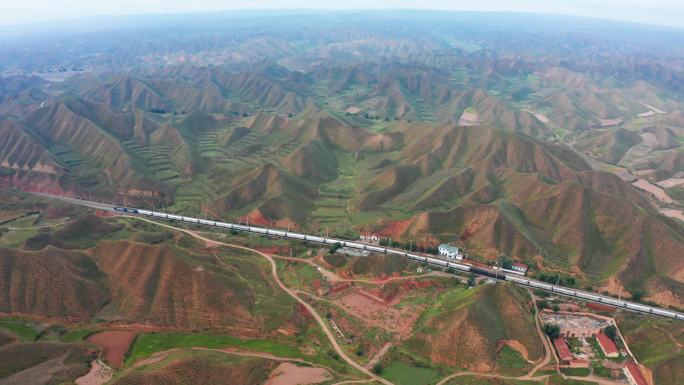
[{"xmin": 36, "ymin": 192, "xmax": 684, "ymax": 322}]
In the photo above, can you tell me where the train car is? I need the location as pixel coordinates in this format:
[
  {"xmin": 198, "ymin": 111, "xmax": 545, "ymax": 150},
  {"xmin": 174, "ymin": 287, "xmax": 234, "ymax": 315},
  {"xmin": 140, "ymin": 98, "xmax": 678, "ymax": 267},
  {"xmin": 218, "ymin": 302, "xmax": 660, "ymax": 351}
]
[
  {"xmin": 366, "ymin": 245, "xmax": 386, "ymax": 253},
  {"xmin": 600, "ymin": 297, "xmax": 625, "ymax": 307},
  {"xmin": 167, "ymin": 214, "xmax": 183, "ymax": 221},
  {"xmin": 233, "ymin": 224, "xmax": 249, "ymax": 231},
  {"xmin": 215, "ymin": 222, "xmax": 231, "ymax": 229},
  {"xmin": 651, "ymin": 308, "xmax": 678, "ymax": 318},
  {"xmin": 182, "ymin": 216, "xmax": 199, "ymax": 224},
  {"xmin": 677, "ymin": 313, "xmax": 684, "ymax": 321},
  {"xmin": 152, "ymin": 211, "xmax": 167, "ymax": 218},
  {"xmin": 448, "ymin": 262, "xmax": 471, "ymax": 272},
  {"xmin": 250, "ymin": 227, "xmax": 268, "ymax": 234},
  {"xmin": 426, "ymin": 257, "xmax": 448, "ymax": 267},
  {"xmin": 322, "ymin": 238, "xmax": 338, "ymax": 245},
  {"xmin": 344, "ymin": 241, "xmax": 365, "ymax": 249},
  {"xmin": 528, "ymin": 280, "xmax": 553, "ymax": 290},
  {"xmin": 506, "ymin": 275, "xmax": 529, "ymax": 285},
  {"xmin": 575, "ymin": 291, "xmax": 601, "ymax": 302},
  {"xmin": 138, "ymin": 209, "xmax": 153, "ymax": 216},
  {"xmin": 553, "ymin": 286, "xmax": 576, "ymax": 296},
  {"xmin": 306, "ymin": 235, "xmax": 325, "ymax": 243},
  {"xmin": 268, "ymin": 230, "xmax": 286, "ymax": 237},
  {"xmin": 626, "ymin": 302, "xmax": 652, "ymax": 313},
  {"xmin": 386, "ymin": 249, "xmax": 406, "ymax": 256},
  {"xmin": 286, "ymin": 232, "xmax": 306, "ymax": 240},
  {"xmin": 198, "ymin": 219, "xmax": 215, "ymax": 226}
]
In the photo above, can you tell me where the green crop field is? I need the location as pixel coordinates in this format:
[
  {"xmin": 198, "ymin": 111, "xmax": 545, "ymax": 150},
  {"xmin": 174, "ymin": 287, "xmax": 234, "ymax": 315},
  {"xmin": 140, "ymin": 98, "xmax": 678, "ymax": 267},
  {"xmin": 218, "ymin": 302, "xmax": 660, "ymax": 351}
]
[
  {"xmin": 0, "ymin": 318, "xmax": 39, "ymax": 342},
  {"xmin": 381, "ymin": 361, "xmax": 441, "ymax": 385}
]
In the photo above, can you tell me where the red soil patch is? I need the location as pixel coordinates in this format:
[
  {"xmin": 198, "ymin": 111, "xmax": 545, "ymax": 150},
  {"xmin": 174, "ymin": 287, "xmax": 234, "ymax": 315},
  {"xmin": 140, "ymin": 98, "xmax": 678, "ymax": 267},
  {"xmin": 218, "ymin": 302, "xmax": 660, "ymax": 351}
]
[
  {"xmin": 86, "ymin": 331, "xmax": 135, "ymax": 368},
  {"xmin": 586, "ymin": 302, "xmax": 615, "ymax": 313},
  {"xmin": 242, "ymin": 209, "xmax": 298, "ymax": 229},
  {"xmin": 378, "ymin": 219, "xmax": 411, "ymax": 239}
]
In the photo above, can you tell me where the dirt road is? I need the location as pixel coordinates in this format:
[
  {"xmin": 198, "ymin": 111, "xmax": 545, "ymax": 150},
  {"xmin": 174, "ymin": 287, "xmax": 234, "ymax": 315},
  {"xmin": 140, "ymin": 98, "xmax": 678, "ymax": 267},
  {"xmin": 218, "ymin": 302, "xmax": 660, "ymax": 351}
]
[{"xmin": 130, "ymin": 216, "xmax": 394, "ymax": 385}]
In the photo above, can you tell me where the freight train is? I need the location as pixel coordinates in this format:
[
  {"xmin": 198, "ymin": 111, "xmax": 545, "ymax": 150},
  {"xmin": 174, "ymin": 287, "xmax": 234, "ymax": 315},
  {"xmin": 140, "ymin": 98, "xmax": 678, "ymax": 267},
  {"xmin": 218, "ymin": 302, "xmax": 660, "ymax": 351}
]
[{"xmin": 113, "ymin": 206, "xmax": 684, "ymax": 321}]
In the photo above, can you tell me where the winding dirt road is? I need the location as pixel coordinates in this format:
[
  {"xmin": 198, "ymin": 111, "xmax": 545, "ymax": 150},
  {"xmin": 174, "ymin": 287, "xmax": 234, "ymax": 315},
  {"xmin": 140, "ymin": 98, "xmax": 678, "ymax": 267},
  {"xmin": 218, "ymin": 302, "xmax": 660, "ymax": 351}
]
[{"xmin": 130, "ymin": 216, "xmax": 393, "ymax": 385}]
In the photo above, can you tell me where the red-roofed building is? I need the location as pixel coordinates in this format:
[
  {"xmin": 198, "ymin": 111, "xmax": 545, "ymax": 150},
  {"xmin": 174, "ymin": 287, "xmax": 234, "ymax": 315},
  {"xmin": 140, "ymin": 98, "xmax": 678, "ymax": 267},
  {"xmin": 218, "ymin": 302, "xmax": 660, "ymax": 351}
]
[
  {"xmin": 596, "ymin": 332, "xmax": 619, "ymax": 358},
  {"xmin": 511, "ymin": 262, "xmax": 528, "ymax": 274},
  {"xmin": 623, "ymin": 361, "xmax": 648, "ymax": 385},
  {"xmin": 553, "ymin": 338, "xmax": 573, "ymax": 364}
]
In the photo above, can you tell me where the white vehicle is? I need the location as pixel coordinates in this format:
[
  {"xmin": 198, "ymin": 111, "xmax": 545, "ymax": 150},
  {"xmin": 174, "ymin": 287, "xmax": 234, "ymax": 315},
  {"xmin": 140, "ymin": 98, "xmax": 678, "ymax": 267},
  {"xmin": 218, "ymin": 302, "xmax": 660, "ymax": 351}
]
[
  {"xmin": 387, "ymin": 249, "xmax": 406, "ymax": 256},
  {"xmin": 426, "ymin": 257, "xmax": 448, "ymax": 267},
  {"xmin": 182, "ymin": 216, "xmax": 199, "ymax": 223},
  {"xmin": 344, "ymin": 241, "xmax": 364, "ymax": 249},
  {"xmin": 322, "ymin": 238, "xmax": 338, "ymax": 245},
  {"xmin": 138, "ymin": 209, "xmax": 153, "ymax": 216},
  {"xmin": 198, "ymin": 219, "xmax": 215, "ymax": 226},
  {"xmin": 366, "ymin": 245, "xmax": 386, "ymax": 253},
  {"xmin": 651, "ymin": 308, "xmax": 677, "ymax": 318},
  {"xmin": 575, "ymin": 291, "xmax": 601, "ymax": 302},
  {"xmin": 553, "ymin": 286, "xmax": 576, "ymax": 296},
  {"xmin": 448, "ymin": 262, "xmax": 471, "ymax": 272},
  {"xmin": 677, "ymin": 313, "xmax": 684, "ymax": 321},
  {"xmin": 152, "ymin": 212, "xmax": 167, "ymax": 218},
  {"xmin": 529, "ymin": 281, "xmax": 553, "ymax": 290},
  {"xmin": 215, "ymin": 222, "xmax": 232, "ymax": 229},
  {"xmin": 287, "ymin": 232, "xmax": 306, "ymax": 240},
  {"xmin": 506, "ymin": 276, "xmax": 528, "ymax": 285},
  {"xmin": 250, "ymin": 227, "xmax": 268, "ymax": 234},
  {"xmin": 626, "ymin": 303, "xmax": 652, "ymax": 313},
  {"xmin": 306, "ymin": 235, "xmax": 325, "ymax": 243},
  {"xmin": 233, "ymin": 225, "xmax": 249, "ymax": 231},
  {"xmin": 601, "ymin": 297, "xmax": 625, "ymax": 307},
  {"xmin": 167, "ymin": 214, "xmax": 183, "ymax": 221}
]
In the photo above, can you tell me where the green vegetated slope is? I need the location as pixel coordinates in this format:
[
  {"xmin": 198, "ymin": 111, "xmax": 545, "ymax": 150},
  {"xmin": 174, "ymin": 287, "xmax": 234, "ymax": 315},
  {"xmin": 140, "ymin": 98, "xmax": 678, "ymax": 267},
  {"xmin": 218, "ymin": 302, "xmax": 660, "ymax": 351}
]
[
  {"xmin": 0, "ymin": 46, "xmax": 683, "ymax": 310},
  {"xmin": 619, "ymin": 314, "xmax": 684, "ymax": 385},
  {"xmin": 3, "ymin": 101, "xmax": 684, "ymax": 308},
  {"xmin": 396, "ymin": 284, "xmax": 542, "ymax": 375}
]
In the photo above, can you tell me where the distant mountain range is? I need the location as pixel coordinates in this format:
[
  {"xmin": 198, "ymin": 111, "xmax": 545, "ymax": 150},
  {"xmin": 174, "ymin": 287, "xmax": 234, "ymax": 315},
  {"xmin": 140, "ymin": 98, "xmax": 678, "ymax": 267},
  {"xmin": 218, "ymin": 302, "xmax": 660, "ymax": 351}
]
[{"xmin": 1, "ymin": 11, "xmax": 683, "ymax": 309}]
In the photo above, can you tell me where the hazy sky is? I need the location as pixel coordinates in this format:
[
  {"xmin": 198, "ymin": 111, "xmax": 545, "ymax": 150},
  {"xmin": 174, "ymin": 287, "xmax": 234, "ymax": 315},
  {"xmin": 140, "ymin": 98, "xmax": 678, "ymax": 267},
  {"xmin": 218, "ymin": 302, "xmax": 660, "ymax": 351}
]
[{"xmin": 2, "ymin": 0, "xmax": 683, "ymax": 28}]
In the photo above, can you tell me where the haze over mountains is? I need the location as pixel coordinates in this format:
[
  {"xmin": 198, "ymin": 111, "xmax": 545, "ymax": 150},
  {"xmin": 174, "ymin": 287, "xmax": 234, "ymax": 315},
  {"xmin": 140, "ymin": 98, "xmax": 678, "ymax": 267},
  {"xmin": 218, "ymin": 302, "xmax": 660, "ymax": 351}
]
[{"xmin": 1, "ymin": 10, "xmax": 684, "ymax": 311}]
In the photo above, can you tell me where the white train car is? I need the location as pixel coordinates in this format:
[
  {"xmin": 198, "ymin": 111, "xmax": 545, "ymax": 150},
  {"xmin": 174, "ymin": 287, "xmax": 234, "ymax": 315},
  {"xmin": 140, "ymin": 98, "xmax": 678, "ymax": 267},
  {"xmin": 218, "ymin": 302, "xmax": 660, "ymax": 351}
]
[
  {"xmin": 652, "ymin": 308, "xmax": 678, "ymax": 318},
  {"xmin": 250, "ymin": 227, "xmax": 268, "ymax": 234},
  {"xmin": 448, "ymin": 262, "xmax": 471, "ymax": 272},
  {"xmin": 387, "ymin": 249, "xmax": 406, "ymax": 256},
  {"xmin": 182, "ymin": 216, "xmax": 199, "ymax": 224},
  {"xmin": 506, "ymin": 275, "xmax": 529, "ymax": 285},
  {"xmin": 322, "ymin": 238, "xmax": 338, "ymax": 245},
  {"xmin": 215, "ymin": 222, "xmax": 232, "ymax": 229},
  {"xmin": 286, "ymin": 232, "xmax": 306, "ymax": 240},
  {"xmin": 344, "ymin": 241, "xmax": 365, "ymax": 249},
  {"xmin": 198, "ymin": 219, "xmax": 215, "ymax": 226},
  {"xmin": 167, "ymin": 214, "xmax": 183, "ymax": 221},
  {"xmin": 306, "ymin": 235, "xmax": 325, "ymax": 243},
  {"xmin": 626, "ymin": 302, "xmax": 652, "ymax": 313},
  {"xmin": 366, "ymin": 245, "xmax": 386, "ymax": 253},
  {"xmin": 600, "ymin": 297, "xmax": 625, "ymax": 307},
  {"xmin": 426, "ymin": 257, "xmax": 448, "ymax": 267},
  {"xmin": 528, "ymin": 281, "xmax": 553, "ymax": 290},
  {"xmin": 268, "ymin": 229, "xmax": 286, "ymax": 237},
  {"xmin": 233, "ymin": 224, "xmax": 249, "ymax": 231},
  {"xmin": 575, "ymin": 291, "xmax": 601, "ymax": 302},
  {"xmin": 152, "ymin": 211, "xmax": 167, "ymax": 218},
  {"xmin": 677, "ymin": 313, "xmax": 684, "ymax": 321},
  {"xmin": 553, "ymin": 286, "xmax": 576, "ymax": 296},
  {"xmin": 138, "ymin": 209, "xmax": 153, "ymax": 216}
]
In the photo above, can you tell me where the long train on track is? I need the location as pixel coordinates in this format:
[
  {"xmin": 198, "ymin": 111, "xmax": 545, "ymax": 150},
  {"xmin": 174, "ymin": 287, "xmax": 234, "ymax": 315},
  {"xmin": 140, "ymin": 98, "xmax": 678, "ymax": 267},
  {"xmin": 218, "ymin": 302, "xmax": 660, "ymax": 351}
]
[{"xmin": 113, "ymin": 206, "xmax": 684, "ymax": 321}]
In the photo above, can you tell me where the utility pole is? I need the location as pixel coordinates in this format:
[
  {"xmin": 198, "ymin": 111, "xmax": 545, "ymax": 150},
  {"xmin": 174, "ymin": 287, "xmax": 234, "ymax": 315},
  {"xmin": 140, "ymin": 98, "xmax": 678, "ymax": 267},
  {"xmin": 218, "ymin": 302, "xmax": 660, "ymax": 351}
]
[{"xmin": 556, "ymin": 273, "xmax": 561, "ymax": 286}]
